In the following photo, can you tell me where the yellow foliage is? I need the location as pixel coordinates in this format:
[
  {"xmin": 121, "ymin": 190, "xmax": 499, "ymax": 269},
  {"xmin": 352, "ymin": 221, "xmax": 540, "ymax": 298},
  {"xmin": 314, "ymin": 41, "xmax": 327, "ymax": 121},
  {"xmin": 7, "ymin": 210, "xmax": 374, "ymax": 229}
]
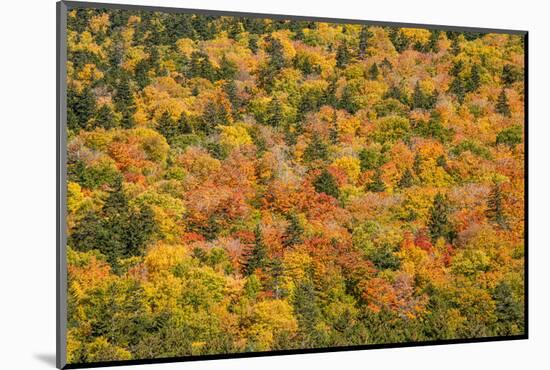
[
  {"xmin": 144, "ymin": 243, "xmax": 189, "ymax": 276},
  {"xmin": 401, "ymin": 28, "xmax": 431, "ymax": 44},
  {"xmin": 67, "ymin": 182, "xmax": 85, "ymax": 213},
  {"xmin": 332, "ymin": 156, "xmax": 361, "ymax": 183},
  {"xmin": 89, "ymin": 13, "xmax": 110, "ymax": 34},
  {"xmin": 219, "ymin": 124, "xmax": 252, "ymax": 149}
]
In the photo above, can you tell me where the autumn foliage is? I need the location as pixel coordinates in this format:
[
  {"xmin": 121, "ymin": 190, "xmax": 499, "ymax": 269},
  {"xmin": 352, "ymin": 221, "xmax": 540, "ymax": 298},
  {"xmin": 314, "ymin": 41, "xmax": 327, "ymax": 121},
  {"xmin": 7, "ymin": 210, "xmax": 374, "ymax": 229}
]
[{"xmin": 65, "ymin": 8, "xmax": 525, "ymax": 364}]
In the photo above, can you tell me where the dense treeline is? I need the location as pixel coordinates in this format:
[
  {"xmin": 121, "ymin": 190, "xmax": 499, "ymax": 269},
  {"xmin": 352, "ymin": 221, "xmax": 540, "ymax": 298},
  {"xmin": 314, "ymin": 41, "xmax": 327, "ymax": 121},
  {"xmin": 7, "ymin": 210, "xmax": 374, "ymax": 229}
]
[{"xmin": 65, "ymin": 8, "xmax": 525, "ymax": 363}]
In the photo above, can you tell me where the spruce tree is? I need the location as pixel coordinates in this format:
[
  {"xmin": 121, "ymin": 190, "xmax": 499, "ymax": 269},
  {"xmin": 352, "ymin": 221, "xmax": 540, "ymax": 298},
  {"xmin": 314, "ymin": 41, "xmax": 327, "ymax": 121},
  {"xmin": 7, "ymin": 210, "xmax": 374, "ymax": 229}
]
[
  {"xmin": 486, "ymin": 181, "xmax": 508, "ymax": 229},
  {"xmin": 217, "ymin": 54, "xmax": 238, "ymax": 80},
  {"xmin": 398, "ymin": 168, "xmax": 414, "ymax": 188},
  {"xmin": 157, "ymin": 111, "xmax": 178, "ymax": 142},
  {"xmin": 496, "ymin": 89, "xmax": 511, "ymax": 117},
  {"xmin": 313, "ymin": 169, "xmax": 340, "ymax": 199},
  {"xmin": 336, "ymin": 41, "xmax": 351, "ymax": 69},
  {"xmin": 178, "ymin": 112, "xmax": 194, "ymax": 134},
  {"xmin": 242, "ymin": 224, "xmax": 268, "ymax": 276},
  {"xmin": 368, "ymin": 63, "xmax": 379, "ymax": 80},
  {"xmin": 428, "ymin": 192, "xmax": 455, "ymax": 242},
  {"xmin": 466, "ymin": 64, "xmax": 481, "ymax": 93},
  {"xmin": 359, "ymin": 26, "xmax": 370, "ymax": 58},
  {"xmin": 94, "ymin": 104, "xmax": 117, "ymax": 129},
  {"xmin": 293, "ymin": 280, "xmax": 322, "ymax": 347},
  {"xmin": 367, "ymin": 168, "xmax": 386, "ymax": 192},
  {"xmin": 283, "ymin": 213, "xmax": 304, "ymax": 248},
  {"xmin": 267, "ymin": 97, "xmax": 284, "ymax": 127},
  {"xmin": 303, "ymin": 136, "xmax": 329, "ymax": 162}
]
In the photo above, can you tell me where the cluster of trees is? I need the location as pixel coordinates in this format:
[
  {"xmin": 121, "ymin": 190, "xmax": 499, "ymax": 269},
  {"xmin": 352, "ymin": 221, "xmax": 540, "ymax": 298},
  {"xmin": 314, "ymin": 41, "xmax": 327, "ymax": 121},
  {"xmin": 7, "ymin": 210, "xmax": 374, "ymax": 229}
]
[{"xmin": 65, "ymin": 8, "xmax": 525, "ymax": 364}]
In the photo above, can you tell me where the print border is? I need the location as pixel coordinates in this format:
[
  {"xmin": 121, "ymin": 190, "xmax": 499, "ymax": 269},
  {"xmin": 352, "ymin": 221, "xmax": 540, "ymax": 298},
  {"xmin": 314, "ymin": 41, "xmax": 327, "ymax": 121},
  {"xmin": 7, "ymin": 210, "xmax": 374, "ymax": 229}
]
[{"xmin": 56, "ymin": 1, "xmax": 529, "ymax": 368}]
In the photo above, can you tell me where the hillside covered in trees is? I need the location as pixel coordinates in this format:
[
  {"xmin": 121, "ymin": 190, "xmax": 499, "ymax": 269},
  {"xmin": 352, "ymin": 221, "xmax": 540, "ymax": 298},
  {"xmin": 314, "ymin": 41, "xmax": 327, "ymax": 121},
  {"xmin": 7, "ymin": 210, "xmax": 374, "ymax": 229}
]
[{"xmin": 65, "ymin": 8, "xmax": 525, "ymax": 364}]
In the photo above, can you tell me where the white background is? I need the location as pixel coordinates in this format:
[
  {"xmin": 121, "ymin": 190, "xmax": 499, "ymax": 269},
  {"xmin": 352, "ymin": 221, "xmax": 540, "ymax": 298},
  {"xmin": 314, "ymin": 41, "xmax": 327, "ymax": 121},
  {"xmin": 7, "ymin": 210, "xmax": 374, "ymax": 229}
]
[{"xmin": 0, "ymin": 0, "xmax": 547, "ymax": 369}]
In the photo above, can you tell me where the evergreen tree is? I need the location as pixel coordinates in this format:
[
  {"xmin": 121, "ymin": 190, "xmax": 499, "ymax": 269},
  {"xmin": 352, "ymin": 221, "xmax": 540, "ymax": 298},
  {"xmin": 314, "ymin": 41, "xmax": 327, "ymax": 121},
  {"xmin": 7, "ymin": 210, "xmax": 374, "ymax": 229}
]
[
  {"xmin": 293, "ymin": 280, "xmax": 323, "ymax": 347},
  {"xmin": 486, "ymin": 181, "xmax": 508, "ymax": 229},
  {"xmin": 178, "ymin": 112, "xmax": 194, "ymax": 134},
  {"xmin": 157, "ymin": 111, "xmax": 178, "ymax": 142},
  {"xmin": 223, "ymin": 80, "xmax": 241, "ymax": 117},
  {"xmin": 267, "ymin": 97, "xmax": 284, "ymax": 127},
  {"xmin": 449, "ymin": 77, "xmax": 466, "ymax": 104},
  {"xmin": 134, "ymin": 58, "xmax": 151, "ymax": 90},
  {"xmin": 313, "ymin": 169, "xmax": 340, "ymax": 199},
  {"xmin": 94, "ymin": 104, "xmax": 118, "ymax": 129},
  {"xmin": 368, "ymin": 63, "xmax": 379, "ymax": 80},
  {"xmin": 359, "ymin": 147, "xmax": 380, "ymax": 171},
  {"xmin": 336, "ymin": 41, "xmax": 351, "ymax": 69},
  {"xmin": 367, "ymin": 168, "xmax": 386, "ymax": 192},
  {"xmin": 68, "ymin": 86, "xmax": 97, "ymax": 131},
  {"xmin": 70, "ymin": 178, "xmax": 157, "ymax": 270},
  {"xmin": 217, "ymin": 54, "xmax": 238, "ymax": 80},
  {"xmin": 492, "ymin": 281, "xmax": 523, "ymax": 335},
  {"xmin": 303, "ymin": 136, "xmax": 329, "ymax": 162},
  {"xmin": 428, "ymin": 192, "xmax": 455, "ymax": 242},
  {"xmin": 428, "ymin": 30, "xmax": 440, "ymax": 53},
  {"xmin": 398, "ymin": 168, "xmax": 414, "ymax": 188},
  {"xmin": 412, "ymin": 81, "xmax": 427, "ymax": 109},
  {"xmin": 450, "ymin": 37, "xmax": 461, "ymax": 55},
  {"xmin": 496, "ymin": 89, "xmax": 511, "ymax": 117},
  {"xmin": 114, "ymin": 76, "xmax": 135, "ymax": 128},
  {"xmin": 242, "ymin": 224, "xmax": 268, "ymax": 276},
  {"xmin": 358, "ymin": 26, "xmax": 370, "ymax": 58},
  {"xmin": 413, "ymin": 153, "xmax": 422, "ymax": 175},
  {"xmin": 502, "ymin": 64, "xmax": 521, "ymax": 87},
  {"xmin": 283, "ymin": 213, "xmax": 304, "ymax": 248},
  {"xmin": 189, "ymin": 51, "xmax": 216, "ymax": 81},
  {"xmin": 466, "ymin": 64, "xmax": 481, "ymax": 93}
]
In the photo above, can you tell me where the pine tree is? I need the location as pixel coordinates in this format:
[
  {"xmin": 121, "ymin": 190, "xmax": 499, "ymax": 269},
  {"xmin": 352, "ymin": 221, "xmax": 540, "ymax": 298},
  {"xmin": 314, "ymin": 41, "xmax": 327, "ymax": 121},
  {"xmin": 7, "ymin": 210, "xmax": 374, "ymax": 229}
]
[
  {"xmin": 68, "ymin": 86, "xmax": 97, "ymax": 131},
  {"xmin": 217, "ymin": 54, "xmax": 238, "ymax": 80},
  {"xmin": 492, "ymin": 281, "xmax": 523, "ymax": 335},
  {"xmin": 242, "ymin": 224, "xmax": 268, "ymax": 276},
  {"xmin": 329, "ymin": 110, "xmax": 339, "ymax": 144},
  {"xmin": 283, "ymin": 213, "xmax": 304, "ymax": 248},
  {"xmin": 466, "ymin": 64, "xmax": 481, "ymax": 92},
  {"xmin": 496, "ymin": 89, "xmax": 511, "ymax": 117},
  {"xmin": 451, "ymin": 37, "xmax": 461, "ymax": 55},
  {"xmin": 428, "ymin": 192, "xmax": 455, "ymax": 242},
  {"xmin": 368, "ymin": 63, "xmax": 379, "ymax": 80},
  {"xmin": 413, "ymin": 153, "xmax": 422, "ymax": 175},
  {"xmin": 157, "ymin": 111, "xmax": 178, "ymax": 142},
  {"xmin": 486, "ymin": 181, "xmax": 508, "ymax": 229},
  {"xmin": 502, "ymin": 64, "xmax": 521, "ymax": 87},
  {"xmin": 267, "ymin": 97, "xmax": 284, "ymax": 127},
  {"xmin": 412, "ymin": 81, "xmax": 427, "ymax": 109},
  {"xmin": 303, "ymin": 136, "xmax": 329, "ymax": 162},
  {"xmin": 94, "ymin": 104, "xmax": 118, "ymax": 129},
  {"xmin": 358, "ymin": 25, "xmax": 370, "ymax": 58},
  {"xmin": 398, "ymin": 168, "xmax": 414, "ymax": 188},
  {"xmin": 293, "ymin": 280, "xmax": 322, "ymax": 347},
  {"xmin": 367, "ymin": 168, "xmax": 386, "ymax": 192},
  {"xmin": 336, "ymin": 41, "xmax": 351, "ymax": 69},
  {"xmin": 313, "ymin": 169, "xmax": 340, "ymax": 199},
  {"xmin": 178, "ymin": 112, "xmax": 194, "ymax": 134},
  {"xmin": 449, "ymin": 77, "xmax": 466, "ymax": 104},
  {"xmin": 114, "ymin": 76, "xmax": 135, "ymax": 128},
  {"xmin": 428, "ymin": 30, "xmax": 440, "ymax": 53}
]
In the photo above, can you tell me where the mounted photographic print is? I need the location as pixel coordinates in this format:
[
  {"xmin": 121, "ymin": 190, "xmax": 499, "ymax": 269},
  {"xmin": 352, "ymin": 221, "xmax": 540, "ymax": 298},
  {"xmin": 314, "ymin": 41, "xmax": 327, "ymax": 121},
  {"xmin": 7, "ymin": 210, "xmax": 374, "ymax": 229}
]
[{"xmin": 57, "ymin": 1, "xmax": 528, "ymax": 368}]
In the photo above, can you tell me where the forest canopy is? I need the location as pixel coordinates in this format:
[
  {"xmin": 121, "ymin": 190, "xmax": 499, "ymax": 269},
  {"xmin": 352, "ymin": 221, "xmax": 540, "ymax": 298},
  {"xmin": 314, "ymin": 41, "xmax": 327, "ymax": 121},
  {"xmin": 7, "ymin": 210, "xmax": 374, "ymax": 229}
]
[{"xmin": 65, "ymin": 8, "xmax": 525, "ymax": 364}]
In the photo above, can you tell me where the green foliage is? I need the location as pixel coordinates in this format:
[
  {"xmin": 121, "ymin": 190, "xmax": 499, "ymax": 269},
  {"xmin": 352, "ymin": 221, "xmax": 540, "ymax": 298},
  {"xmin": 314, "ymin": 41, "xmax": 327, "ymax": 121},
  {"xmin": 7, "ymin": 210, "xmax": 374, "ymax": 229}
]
[
  {"xmin": 496, "ymin": 124, "xmax": 523, "ymax": 147},
  {"xmin": 428, "ymin": 193, "xmax": 456, "ymax": 242},
  {"xmin": 313, "ymin": 169, "xmax": 340, "ymax": 199},
  {"xmin": 496, "ymin": 89, "xmax": 511, "ymax": 117},
  {"xmin": 303, "ymin": 136, "xmax": 329, "ymax": 162},
  {"xmin": 486, "ymin": 181, "xmax": 508, "ymax": 229}
]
